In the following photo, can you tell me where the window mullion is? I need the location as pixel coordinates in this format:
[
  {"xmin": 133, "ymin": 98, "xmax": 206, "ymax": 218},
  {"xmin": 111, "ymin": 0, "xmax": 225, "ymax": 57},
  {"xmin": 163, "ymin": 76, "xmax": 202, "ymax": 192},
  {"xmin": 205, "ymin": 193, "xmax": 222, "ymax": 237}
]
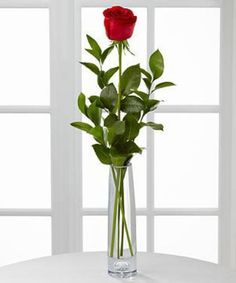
[
  {"xmin": 50, "ymin": 0, "xmax": 77, "ymax": 254},
  {"xmin": 146, "ymin": 4, "xmax": 155, "ymax": 253},
  {"xmin": 0, "ymin": 106, "xmax": 51, "ymax": 113},
  {"xmin": 0, "ymin": 208, "xmax": 51, "ymax": 216},
  {"xmin": 78, "ymin": 0, "xmax": 220, "ymax": 8},
  {"xmin": 156, "ymin": 105, "xmax": 220, "ymax": 113},
  {"xmin": 218, "ymin": 0, "xmax": 234, "ymax": 268},
  {"xmin": 0, "ymin": 0, "xmax": 48, "ymax": 8},
  {"xmin": 81, "ymin": 208, "xmax": 219, "ymax": 216}
]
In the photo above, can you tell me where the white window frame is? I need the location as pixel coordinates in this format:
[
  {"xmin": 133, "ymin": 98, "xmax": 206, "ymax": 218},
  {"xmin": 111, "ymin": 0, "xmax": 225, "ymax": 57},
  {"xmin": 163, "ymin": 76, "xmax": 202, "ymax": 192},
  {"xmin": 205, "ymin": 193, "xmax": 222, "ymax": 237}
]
[{"xmin": 0, "ymin": 0, "xmax": 235, "ymax": 269}]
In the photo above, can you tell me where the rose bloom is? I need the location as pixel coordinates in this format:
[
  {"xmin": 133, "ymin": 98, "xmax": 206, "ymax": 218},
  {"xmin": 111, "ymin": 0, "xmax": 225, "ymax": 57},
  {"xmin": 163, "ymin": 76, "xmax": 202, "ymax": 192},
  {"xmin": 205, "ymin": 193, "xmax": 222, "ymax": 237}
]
[{"xmin": 103, "ymin": 6, "xmax": 137, "ymax": 41}]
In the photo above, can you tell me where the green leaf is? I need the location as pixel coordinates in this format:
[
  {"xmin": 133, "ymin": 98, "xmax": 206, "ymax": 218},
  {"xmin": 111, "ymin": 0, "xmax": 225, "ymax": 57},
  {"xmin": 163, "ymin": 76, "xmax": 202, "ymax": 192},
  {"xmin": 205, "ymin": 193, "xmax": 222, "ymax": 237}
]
[
  {"xmin": 133, "ymin": 90, "xmax": 149, "ymax": 102},
  {"xmin": 80, "ymin": 62, "xmax": 100, "ymax": 75},
  {"xmin": 121, "ymin": 96, "xmax": 145, "ymax": 113},
  {"xmin": 141, "ymin": 122, "xmax": 164, "ymax": 131},
  {"xmin": 77, "ymin": 93, "xmax": 87, "ymax": 116},
  {"xmin": 110, "ymin": 147, "xmax": 132, "ymax": 166},
  {"xmin": 100, "ymin": 84, "xmax": 117, "ymax": 111},
  {"xmin": 85, "ymin": 48, "xmax": 100, "ymax": 62},
  {"xmin": 88, "ymin": 95, "xmax": 97, "ymax": 103},
  {"xmin": 143, "ymin": 78, "xmax": 151, "ymax": 90},
  {"xmin": 103, "ymin": 67, "xmax": 119, "ymax": 85},
  {"xmin": 121, "ymin": 64, "xmax": 141, "ymax": 95},
  {"xmin": 107, "ymin": 121, "xmax": 125, "ymax": 145},
  {"xmin": 140, "ymin": 68, "xmax": 152, "ymax": 81},
  {"xmin": 119, "ymin": 141, "xmax": 142, "ymax": 154},
  {"xmin": 122, "ymin": 40, "xmax": 135, "ymax": 56},
  {"xmin": 88, "ymin": 96, "xmax": 105, "ymax": 109},
  {"xmin": 149, "ymin": 49, "xmax": 164, "ymax": 80},
  {"xmin": 123, "ymin": 113, "xmax": 140, "ymax": 140},
  {"xmin": 92, "ymin": 144, "xmax": 111, "ymax": 165},
  {"xmin": 86, "ymin": 35, "xmax": 101, "ymax": 59},
  {"xmin": 90, "ymin": 126, "xmax": 104, "ymax": 144},
  {"xmin": 152, "ymin": 81, "xmax": 175, "ymax": 93},
  {"xmin": 70, "ymin": 121, "xmax": 92, "ymax": 133},
  {"xmin": 145, "ymin": 99, "xmax": 161, "ymax": 113},
  {"xmin": 104, "ymin": 113, "xmax": 118, "ymax": 128},
  {"xmin": 87, "ymin": 101, "xmax": 101, "ymax": 126},
  {"xmin": 97, "ymin": 71, "xmax": 105, "ymax": 89},
  {"xmin": 101, "ymin": 46, "xmax": 114, "ymax": 63}
]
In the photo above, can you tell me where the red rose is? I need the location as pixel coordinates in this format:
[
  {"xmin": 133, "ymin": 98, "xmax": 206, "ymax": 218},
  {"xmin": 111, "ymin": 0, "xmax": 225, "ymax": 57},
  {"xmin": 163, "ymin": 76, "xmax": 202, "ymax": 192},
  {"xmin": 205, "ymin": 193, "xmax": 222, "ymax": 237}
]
[{"xmin": 103, "ymin": 6, "xmax": 137, "ymax": 41}]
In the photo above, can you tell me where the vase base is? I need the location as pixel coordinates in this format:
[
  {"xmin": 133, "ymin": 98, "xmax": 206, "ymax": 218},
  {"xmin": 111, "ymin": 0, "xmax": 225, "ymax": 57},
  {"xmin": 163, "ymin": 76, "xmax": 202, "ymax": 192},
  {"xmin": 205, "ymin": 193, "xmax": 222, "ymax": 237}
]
[
  {"xmin": 108, "ymin": 269, "xmax": 137, "ymax": 278},
  {"xmin": 108, "ymin": 255, "xmax": 137, "ymax": 278}
]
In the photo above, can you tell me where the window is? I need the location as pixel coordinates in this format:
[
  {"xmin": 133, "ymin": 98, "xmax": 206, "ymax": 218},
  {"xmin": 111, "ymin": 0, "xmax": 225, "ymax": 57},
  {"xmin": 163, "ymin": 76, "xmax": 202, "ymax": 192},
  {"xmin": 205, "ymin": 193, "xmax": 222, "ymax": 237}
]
[
  {"xmin": 0, "ymin": 0, "xmax": 236, "ymax": 269},
  {"xmin": 0, "ymin": 4, "xmax": 51, "ymax": 266}
]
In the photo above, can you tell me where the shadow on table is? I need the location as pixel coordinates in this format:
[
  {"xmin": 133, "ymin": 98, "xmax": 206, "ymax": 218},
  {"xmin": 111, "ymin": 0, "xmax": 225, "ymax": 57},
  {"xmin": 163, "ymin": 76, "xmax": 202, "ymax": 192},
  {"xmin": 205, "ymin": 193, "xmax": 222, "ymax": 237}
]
[{"xmin": 117, "ymin": 273, "xmax": 160, "ymax": 282}]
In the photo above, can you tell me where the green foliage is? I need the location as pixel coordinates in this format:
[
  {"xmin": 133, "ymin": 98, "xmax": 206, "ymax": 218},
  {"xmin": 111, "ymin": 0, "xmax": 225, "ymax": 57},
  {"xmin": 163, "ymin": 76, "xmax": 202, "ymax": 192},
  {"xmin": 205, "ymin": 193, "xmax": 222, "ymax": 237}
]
[
  {"xmin": 80, "ymin": 62, "xmax": 100, "ymax": 75},
  {"xmin": 70, "ymin": 121, "xmax": 92, "ymax": 133},
  {"xmin": 121, "ymin": 64, "xmax": 141, "ymax": 95},
  {"xmin": 103, "ymin": 67, "xmax": 119, "ymax": 85},
  {"xmin": 92, "ymin": 144, "xmax": 111, "ymax": 165},
  {"xmin": 149, "ymin": 49, "xmax": 164, "ymax": 80},
  {"xmin": 71, "ymin": 35, "xmax": 175, "ymax": 167},
  {"xmin": 101, "ymin": 46, "xmax": 114, "ymax": 63},
  {"xmin": 86, "ymin": 35, "xmax": 102, "ymax": 60},
  {"xmin": 123, "ymin": 113, "xmax": 140, "ymax": 141},
  {"xmin": 104, "ymin": 113, "xmax": 118, "ymax": 127},
  {"xmin": 90, "ymin": 126, "xmax": 104, "ymax": 144},
  {"xmin": 87, "ymin": 101, "xmax": 101, "ymax": 126},
  {"xmin": 77, "ymin": 93, "xmax": 87, "ymax": 116},
  {"xmin": 121, "ymin": 96, "xmax": 144, "ymax": 113},
  {"xmin": 107, "ymin": 121, "xmax": 125, "ymax": 145},
  {"xmin": 141, "ymin": 122, "xmax": 164, "ymax": 131},
  {"xmin": 152, "ymin": 81, "xmax": 175, "ymax": 93},
  {"xmin": 100, "ymin": 84, "xmax": 117, "ymax": 111}
]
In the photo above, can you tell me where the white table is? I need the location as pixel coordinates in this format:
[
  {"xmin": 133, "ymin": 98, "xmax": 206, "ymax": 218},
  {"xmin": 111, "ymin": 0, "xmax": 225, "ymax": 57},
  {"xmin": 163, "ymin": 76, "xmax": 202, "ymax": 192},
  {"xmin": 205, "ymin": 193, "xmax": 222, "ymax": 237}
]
[{"xmin": 0, "ymin": 252, "xmax": 235, "ymax": 282}]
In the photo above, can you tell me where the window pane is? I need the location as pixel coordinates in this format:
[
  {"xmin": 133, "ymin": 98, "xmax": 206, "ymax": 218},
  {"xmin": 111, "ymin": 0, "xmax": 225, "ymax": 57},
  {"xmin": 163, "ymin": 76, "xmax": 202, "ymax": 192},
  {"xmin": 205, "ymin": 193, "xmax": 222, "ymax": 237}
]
[
  {"xmin": 155, "ymin": 216, "xmax": 218, "ymax": 263},
  {"xmin": 83, "ymin": 216, "xmax": 107, "ymax": 251},
  {"xmin": 132, "ymin": 130, "xmax": 147, "ymax": 208},
  {"xmin": 137, "ymin": 216, "xmax": 146, "ymax": 252},
  {"xmin": 0, "ymin": 217, "xmax": 51, "ymax": 267},
  {"xmin": 155, "ymin": 8, "xmax": 220, "ymax": 105},
  {"xmin": 0, "ymin": 8, "xmax": 50, "ymax": 105},
  {"xmin": 83, "ymin": 216, "xmax": 146, "ymax": 252},
  {"xmin": 82, "ymin": 133, "xmax": 108, "ymax": 208},
  {"xmin": 154, "ymin": 114, "xmax": 219, "ymax": 208},
  {"xmin": 0, "ymin": 114, "xmax": 51, "ymax": 208}
]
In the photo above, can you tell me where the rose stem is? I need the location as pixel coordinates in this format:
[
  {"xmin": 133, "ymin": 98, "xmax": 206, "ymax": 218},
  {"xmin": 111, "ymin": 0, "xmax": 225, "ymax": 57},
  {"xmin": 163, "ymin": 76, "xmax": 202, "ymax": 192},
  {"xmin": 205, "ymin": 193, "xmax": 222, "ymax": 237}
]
[
  {"xmin": 109, "ymin": 167, "xmax": 119, "ymax": 257},
  {"xmin": 120, "ymin": 169, "xmax": 125, "ymax": 256},
  {"xmin": 110, "ymin": 167, "xmax": 133, "ymax": 257},
  {"xmin": 117, "ymin": 41, "xmax": 122, "ymax": 120},
  {"xmin": 117, "ymin": 169, "xmax": 121, "ymax": 258},
  {"xmin": 119, "ymin": 179, "xmax": 134, "ymax": 257}
]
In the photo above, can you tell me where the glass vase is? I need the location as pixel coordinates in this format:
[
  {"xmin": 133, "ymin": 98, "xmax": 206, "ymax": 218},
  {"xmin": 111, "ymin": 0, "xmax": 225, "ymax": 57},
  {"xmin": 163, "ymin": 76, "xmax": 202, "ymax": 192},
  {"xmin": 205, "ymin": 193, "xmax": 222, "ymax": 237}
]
[{"xmin": 108, "ymin": 163, "xmax": 137, "ymax": 278}]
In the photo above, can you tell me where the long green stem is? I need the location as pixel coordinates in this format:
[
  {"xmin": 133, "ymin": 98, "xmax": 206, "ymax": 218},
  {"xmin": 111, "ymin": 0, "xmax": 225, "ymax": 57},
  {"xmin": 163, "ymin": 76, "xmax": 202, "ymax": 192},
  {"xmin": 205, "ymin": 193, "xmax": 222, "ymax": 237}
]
[
  {"xmin": 117, "ymin": 42, "xmax": 122, "ymax": 120},
  {"xmin": 120, "ymin": 171, "xmax": 125, "ymax": 256},
  {"xmin": 109, "ymin": 167, "xmax": 119, "ymax": 257},
  {"xmin": 117, "ymin": 170, "xmax": 121, "ymax": 258},
  {"xmin": 119, "ymin": 189, "xmax": 134, "ymax": 257},
  {"xmin": 110, "ymin": 167, "xmax": 134, "ymax": 258}
]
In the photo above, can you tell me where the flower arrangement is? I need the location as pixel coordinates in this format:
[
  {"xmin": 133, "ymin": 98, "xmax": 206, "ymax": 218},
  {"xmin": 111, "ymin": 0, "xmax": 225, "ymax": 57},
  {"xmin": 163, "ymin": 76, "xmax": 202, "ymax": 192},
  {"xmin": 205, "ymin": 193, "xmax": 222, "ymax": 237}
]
[{"xmin": 71, "ymin": 6, "xmax": 174, "ymax": 277}]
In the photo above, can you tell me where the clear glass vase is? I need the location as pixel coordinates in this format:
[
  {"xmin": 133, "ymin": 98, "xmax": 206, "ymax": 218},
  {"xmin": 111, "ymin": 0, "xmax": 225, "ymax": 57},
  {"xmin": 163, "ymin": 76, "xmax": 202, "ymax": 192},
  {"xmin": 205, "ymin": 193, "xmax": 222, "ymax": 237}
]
[{"xmin": 108, "ymin": 163, "xmax": 137, "ymax": 278}]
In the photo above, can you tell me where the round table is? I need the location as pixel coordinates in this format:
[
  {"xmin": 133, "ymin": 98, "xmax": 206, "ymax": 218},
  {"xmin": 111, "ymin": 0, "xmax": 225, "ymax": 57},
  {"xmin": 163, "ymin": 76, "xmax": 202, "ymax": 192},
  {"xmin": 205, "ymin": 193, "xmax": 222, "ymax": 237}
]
[{"xmin": 0, "ymin": 252, "xmax": 235, "ymax": 282}]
